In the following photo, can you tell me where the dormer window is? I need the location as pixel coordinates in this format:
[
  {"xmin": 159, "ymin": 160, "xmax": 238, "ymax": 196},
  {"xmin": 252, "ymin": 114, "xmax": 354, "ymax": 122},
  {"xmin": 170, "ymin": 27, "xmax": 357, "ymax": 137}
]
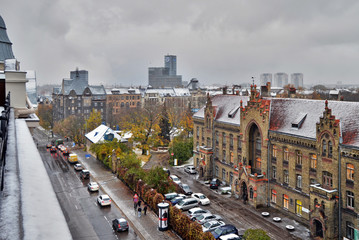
[
  {"xmin": 291, "ymin": 113, "xmax": 307, "ymax": 129},
  {"xmin": 228, "ymin": 106, "xmax": 240, "ymax": 118}
]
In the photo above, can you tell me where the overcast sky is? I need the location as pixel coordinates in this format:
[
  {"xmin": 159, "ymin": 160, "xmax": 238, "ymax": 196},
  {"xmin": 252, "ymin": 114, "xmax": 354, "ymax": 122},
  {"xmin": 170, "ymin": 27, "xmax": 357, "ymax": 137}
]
[{"xmin": 2, "ymin": 0, "xmax": 359, "ymax": 87}]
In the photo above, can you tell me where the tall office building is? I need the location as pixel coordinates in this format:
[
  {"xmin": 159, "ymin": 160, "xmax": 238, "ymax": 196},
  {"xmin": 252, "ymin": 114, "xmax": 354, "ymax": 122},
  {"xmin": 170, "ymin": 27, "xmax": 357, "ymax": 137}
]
[
  {"xmin": 291, "ymin": 73, "xmax": 303, "ymax": 89},
  {"xmin": 274, "ymin": 72, "xmax": 288, "ymax": 87},
  {"xmin": 260, "ymin": 73, "xmax": 272, "ymax": 86},
  {"xmin": 148, "ymin": 55, "xmax": 182, "ymax": 88}
]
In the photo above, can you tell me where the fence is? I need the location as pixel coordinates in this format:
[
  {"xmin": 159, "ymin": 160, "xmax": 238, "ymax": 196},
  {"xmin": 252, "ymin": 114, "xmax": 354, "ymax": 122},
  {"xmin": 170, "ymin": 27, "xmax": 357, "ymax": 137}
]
[{"xmin": 0, "ymin": 93, "xmax": 11, "ymax": 191}]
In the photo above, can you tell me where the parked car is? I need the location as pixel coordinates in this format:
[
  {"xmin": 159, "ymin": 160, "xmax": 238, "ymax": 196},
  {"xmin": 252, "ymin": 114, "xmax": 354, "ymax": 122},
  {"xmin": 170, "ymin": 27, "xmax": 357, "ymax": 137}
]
[
  {"xmin": 112, "ymin": 218, "xmax": 129, "ymax": 232},
  {"xmin": 211, "ymin": 224, "xmax": 238, "ymax": 239},
  {"xmin": 80, "ymin": 169, "xmax": 90, "ymax": 180},
  {"xmin": 188, "ymin": 207, "xmax": 211, "ymax": 218},
  {"xmin": 184, "ymin": 165, "xmax": 197, "ymax": 174},
  {"xmin": 179, "ymin": 183, "xmax": 193, "ymax": 195},
  {"xmin": 191, "ymin": 193, "xmax": 210, "ymax": 205},
  {"xmin": 202, "ymin": 220, "xmax": 226, "ymax": 232},
  {"xmin": 87, "ymin": 182, "xmax": 99, "ymax": 192},
  {"xmin": 210, "ymin": 178, "xmax": 221, "ymax": 189},
  {"xmin": 46, "ymin": 143, "xmax": 52, "ymax": 148},
  {"xmin": 164, "ymin": 192, "xmax": 178, "ymax": 201},
  {"xmin": 175, "ymin": 198, "xmax": 199, "ymax": 211},
  {"xmin": 219, "ymin": 233, "xmax": 243, "ymax": 240},
  {"xmin": 193, "ymin": 213, "xmax": 222, "ymax": 225},
  {"xmin": 171, "ymin": 196, "xmax": 185, "ymax": 205},
  {"xmin": 74, "ymin": 163, "xmax": 83, "ymax": 171},
  {"xmin": 97, "ymin": 194, "xmax": 111, "ymax": 207},
  {"xmin": 50, "ymin": 146, "xmax": 57, "ymax": 153},
  {"xmin": 169, "ymin": 175, "xmax": 181, "ymax": 185}
]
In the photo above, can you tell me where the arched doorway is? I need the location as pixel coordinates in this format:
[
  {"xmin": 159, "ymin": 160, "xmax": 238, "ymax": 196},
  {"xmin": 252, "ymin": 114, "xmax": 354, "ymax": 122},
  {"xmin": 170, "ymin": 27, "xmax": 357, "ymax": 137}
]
[
  {"xmin": 313, "ymin": 219, "xmax": 324, "ymax": 238},
  {"xmin": 241, "ymin": 181, "xmax": 248, "ymax": 203},
  {"xmin": 248, "ymin": 123, "xmax": 262, "ymax": 174}
]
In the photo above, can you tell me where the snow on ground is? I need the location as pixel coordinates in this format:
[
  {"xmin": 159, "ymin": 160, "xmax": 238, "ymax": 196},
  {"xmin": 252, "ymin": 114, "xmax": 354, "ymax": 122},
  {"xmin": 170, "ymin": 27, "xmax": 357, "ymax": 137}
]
[{"xmin": 16, "ymin": 119, "xmax": 72, "ymax": 240}]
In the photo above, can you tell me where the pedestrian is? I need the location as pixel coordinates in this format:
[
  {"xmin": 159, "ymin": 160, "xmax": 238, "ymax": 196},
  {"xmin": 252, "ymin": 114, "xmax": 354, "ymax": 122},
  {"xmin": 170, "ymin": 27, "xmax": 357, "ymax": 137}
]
[
  {"xmin": 134, "ymin": 202, "xmax": 137, "ymax": 213},
  {"xmin": 143, "ymin": 205, "xmax": 147, "ymax": 215},
  {"xmin": 138, "ymin": 207, "xmax": 142, "ymax": 218},
  {"xmin": 138, "ymin": 200, "xmax": 141, "ymax": 207}
]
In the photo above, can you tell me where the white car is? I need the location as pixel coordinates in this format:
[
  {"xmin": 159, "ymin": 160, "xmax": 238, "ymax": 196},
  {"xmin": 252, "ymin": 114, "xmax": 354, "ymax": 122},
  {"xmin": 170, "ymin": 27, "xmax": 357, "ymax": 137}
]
[
  {"xmin": 191, "ymin": 193, "xmax": 210, "ymax": 205},
  {"xmin": 74, "ymin": 163, "xmax": 83, "ymax": 171},
  {"xmin": 202, "ymin": 220, "xmax": 226, "ymax": 232},
  {"xmin": 97, "ymin": 194, "xmax": 111, "ymax": 206},
  {"xmin": 184, "ymin": 165, "xmax": 197, "ymax": 174},
  {"xmin": 88, "ymin": 182, "xmax": 99, "ymax": 192},
  {"xmin": 188, "ymin": 207, "xmax": 211, "ymax": 218},
  {"xmin": 194, "ymin": 213, "xmax": 222, "ymax": 225},
  {"xmin": 170, "ymin": 175, "xmax": 181, "ymax": 185},
  {"xmin": 219, "ymin": 233, "xmax": 243, "ymax": 240}
]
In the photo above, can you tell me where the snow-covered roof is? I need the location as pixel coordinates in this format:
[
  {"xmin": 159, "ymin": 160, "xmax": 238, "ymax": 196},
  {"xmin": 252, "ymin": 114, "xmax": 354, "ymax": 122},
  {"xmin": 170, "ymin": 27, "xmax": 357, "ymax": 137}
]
[
  {"xmin": 85, "ymin": 124, "xmax": 126, "ymax": 143},
  {"xmin": 173, "ymin": 88, "xmax": 190, "ymax": 96},
  {"xmin": 269, "ymin": 98, "xmax": 359, "ymax": 147},
  {"xmin": 194, "ymin": 95, "xmax": 249, "ymax": 126}
]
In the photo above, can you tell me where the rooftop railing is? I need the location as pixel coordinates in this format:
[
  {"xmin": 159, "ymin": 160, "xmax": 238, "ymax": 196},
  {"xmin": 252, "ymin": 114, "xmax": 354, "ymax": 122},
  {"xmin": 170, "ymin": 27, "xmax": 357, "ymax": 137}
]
[{"xmin": 0, "ymin": 92, "xmax": 10, "ymax": 191}]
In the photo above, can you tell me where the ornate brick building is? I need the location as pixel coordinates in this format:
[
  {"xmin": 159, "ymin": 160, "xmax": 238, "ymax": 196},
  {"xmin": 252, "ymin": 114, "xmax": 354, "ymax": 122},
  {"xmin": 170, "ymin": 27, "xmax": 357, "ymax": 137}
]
[{"xmin": 193, "ymin": 85, "xmax": 359, "ymax": 239}]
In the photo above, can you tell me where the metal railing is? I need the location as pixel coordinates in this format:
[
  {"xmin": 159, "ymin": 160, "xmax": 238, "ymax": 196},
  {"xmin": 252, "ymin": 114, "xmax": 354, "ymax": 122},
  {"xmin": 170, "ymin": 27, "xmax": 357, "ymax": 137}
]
[{"xmin": 0, "ymin": 93, "xmax": 11, "ymax": 191}]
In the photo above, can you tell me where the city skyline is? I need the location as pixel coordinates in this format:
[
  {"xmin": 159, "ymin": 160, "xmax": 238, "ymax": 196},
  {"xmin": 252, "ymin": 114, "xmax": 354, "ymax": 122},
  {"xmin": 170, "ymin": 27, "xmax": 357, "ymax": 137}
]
[{"xmin": 2, "ymin": 1, "xmax": 359, "ymax": 87}]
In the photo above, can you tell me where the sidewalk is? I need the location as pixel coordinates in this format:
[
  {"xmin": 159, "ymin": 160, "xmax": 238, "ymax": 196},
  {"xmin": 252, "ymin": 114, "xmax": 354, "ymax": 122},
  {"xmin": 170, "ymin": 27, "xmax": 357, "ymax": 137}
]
[{"xmin": 73, "ymin": 150, "xmax": 179, "ymax": 240}]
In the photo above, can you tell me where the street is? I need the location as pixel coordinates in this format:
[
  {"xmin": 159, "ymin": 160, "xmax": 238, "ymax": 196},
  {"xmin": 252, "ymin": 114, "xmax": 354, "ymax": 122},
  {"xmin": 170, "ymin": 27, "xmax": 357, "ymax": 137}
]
[
  {"xmin": 35, "ymin": 133, "xmax": 139, "ymax": 240},
  {"xmin": 170, "ymin": 165, "xmax": 310, "ymax": 240}
]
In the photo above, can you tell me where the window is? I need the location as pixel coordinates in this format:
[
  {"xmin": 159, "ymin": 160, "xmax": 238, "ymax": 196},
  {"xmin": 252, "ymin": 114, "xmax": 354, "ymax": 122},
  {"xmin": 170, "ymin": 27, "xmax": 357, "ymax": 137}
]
[
  {"xmin": 229, "ymin": 172, "xmax": 233, "ymax": 184},
  {"xmin": 347, "ymin": 163, "xmax": 354, "ymax": 181},
  {"xmin": 272, "ymin": 166, "xmax": 277, "ymax": 179},
  {"xmin": 296, "ymin": 200, "xmax": 302, "ymax": 216},
  {"xmin": 249, "ymin": 188, "xmax": 254, "ymax": 199},
  {"xmin": 222, "ymin": 169, "xmax": 226, "ymax": 181},
  {"xmin": 296, "ymin": 175, "xmax": 302, "ymax": 188},
  {"xmin": 323, "ymin": 171, "xmax": 333, "ymax": 188},
  {"xmin": 206, "ymin": 137, "xmax": 211, "ymax": 147},
  {"xmin": 229, "ymin": 134, "xmax": 233, "ymax": 149},
  {"xmin": 94, "ymin": 102, "xmax": 97, "ymax": 107},
  {"xmin": 296, "ymin": 151, "xmax": 302, "ymax": 165},
  {"xmin": 215, "ymin": 148, "xmax": 219, "ymax": 158},
  {"xmin": 310, "ymin": 154, "xmax": 317, "ymax": 169},
  {"xmin": 121, "ymin": 102, "xmax": 124, "ymax": 107},
  {"xmin": 223, "ymin": 150, "xmax": 226, "ymax": 162},
  {"xmin": 346, "ymin": 221, "xmax": 355, "ymax": 240},
  {"xmin": 322, "ymin": 139, "xmax": 327, "ymax": 156},
  {"xmin": 230, "ymin": 152, "xmax": 234, "ymax": 165},
  {"xmin": 284, "ymin": 170, "xmax": 289, "ymax": 184},
  {"xmin": 255, "ymin": 134, "xmax": 261, "ymax": 152},
  {"xmin": 256, "ymin": 157, "xmax": 261, "ymax": 169},
  {"xmin": 222, "ymin": 132, "xmax": 226, "ymax": 146},
  {"xmin": 202, "ymin": 128, "xmax": 204, "ymax": 139},
  {"xmin": 196, "ymin": 142, "xmax": 199, "ymax": 151},
  {"xmin": 237, "ymin": 136, "xmax": 242, "ymax": 150},
  {"xmin": 283, "ymin": 194, "xmax": 289, "ymax": 209},
  {"xmin": 272, "ymin": 145, "xmax": 277, "ymax": 158},
  {"xmin": 196, "ymin": 127, "xmax": 199, "ymax": 138},
  {"xmin": 328, "ymin": 141, "xmax": 333, "ymax": 157},
  {"xmin": 215, "ymin": 166, "xmax": 219, "ymax": 177},
  {"xmin": 215, "ymin": 131, "xmax": 219, "ymax": 145},
  {"xmin": 271, "ymin": 190, "xmax": 277, "ymax": 203},
  {"xmin": 283, "ymin": 147, "xmax": 289, "ymax": 161},
  {"xmin": 347, "ymin": 191, "xmax": 354, "ymax": 208}
]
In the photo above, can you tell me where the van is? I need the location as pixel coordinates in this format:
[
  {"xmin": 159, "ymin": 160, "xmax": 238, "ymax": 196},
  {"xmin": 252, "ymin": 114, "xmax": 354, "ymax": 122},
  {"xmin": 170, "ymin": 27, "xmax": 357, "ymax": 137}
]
[
  {"xmin": 175, "ymin": 197, "xmax": 199, "ymax": 211},
  {"xmin": 68, "ymin": 153, "xmax": 78, "ymax": 163}
]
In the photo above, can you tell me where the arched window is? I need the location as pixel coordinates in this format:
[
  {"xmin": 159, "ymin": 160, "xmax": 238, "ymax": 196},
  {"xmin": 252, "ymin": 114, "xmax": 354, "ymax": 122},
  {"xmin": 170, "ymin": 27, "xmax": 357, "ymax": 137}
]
[
  {"xmin": 322, "ymin": 139, "xmax": 327, "ymax": 156},
  {"xmin": 271, "ymin": 190, "xmax": 277, "ymax": 203},
  {"xmin": 328, "ymin": 141, "xmax": 333, "ymax": 157},
  {"xmin": 255, "ymin": 133, "xmax": 261, "ymax": 152}
]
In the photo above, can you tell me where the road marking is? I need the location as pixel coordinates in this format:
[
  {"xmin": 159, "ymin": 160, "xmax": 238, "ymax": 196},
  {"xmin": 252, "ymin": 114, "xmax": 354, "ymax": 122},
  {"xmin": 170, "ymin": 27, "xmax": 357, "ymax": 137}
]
[
  {"xmin": 94, "ymin": 201, "xmax": 98, "ymax": 207},
  {"xmin": 75, "ymin": 205, "xmax": 78, "ymax": 210}
]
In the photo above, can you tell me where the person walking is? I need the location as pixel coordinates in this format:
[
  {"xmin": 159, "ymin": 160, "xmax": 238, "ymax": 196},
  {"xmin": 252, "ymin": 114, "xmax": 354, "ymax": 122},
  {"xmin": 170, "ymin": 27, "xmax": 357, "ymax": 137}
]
[
  {"xmin": 138, "ymin": 206, "xmax": 142, "ymax": 218},
  {"xmin": 138, "ymin": 200, "xmax": 142, "ymax": 208},
  {"xmin": 134, "ymin": 202, "xmax": 138, "ymax": 213},
  {"xmin": 143, "ymin": 205, "xmax": 147, "ymax": 215}
]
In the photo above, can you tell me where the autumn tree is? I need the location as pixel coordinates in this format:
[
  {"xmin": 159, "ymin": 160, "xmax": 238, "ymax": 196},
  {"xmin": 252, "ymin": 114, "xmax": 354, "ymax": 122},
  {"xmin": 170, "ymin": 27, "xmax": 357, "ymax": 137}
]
[
  {"xmin": 37, "ymin": 104, "xmax": 54, "ymax": 130},
  {"xmin": 85, "ymin": 109, "xmax": 102, "ymax": 132},
  {"xmin": 121, "ymin": 104, "xmax": 162, "ymax": 155},
  {"xmin": 179, "ymin": 106, "xmax": 193, "ymax": 138},
  {"xmin": 53, "ymin": 115, "xmax": 84, "ymax": 143}
]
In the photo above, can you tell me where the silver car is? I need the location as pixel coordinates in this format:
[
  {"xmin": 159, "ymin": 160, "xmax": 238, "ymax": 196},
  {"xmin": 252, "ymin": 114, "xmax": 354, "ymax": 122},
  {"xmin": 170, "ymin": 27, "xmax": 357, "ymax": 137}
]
[
  {"xmin": 193, "ymin": 213, "xmax": 222, "ymax": 224},
  {"xmin": 202, "ymin": 220, "xmax": 226, "ymax": 232},
  {"xmin": 188, "ymin": 207, "xmax": 211, "ymax": 218}
]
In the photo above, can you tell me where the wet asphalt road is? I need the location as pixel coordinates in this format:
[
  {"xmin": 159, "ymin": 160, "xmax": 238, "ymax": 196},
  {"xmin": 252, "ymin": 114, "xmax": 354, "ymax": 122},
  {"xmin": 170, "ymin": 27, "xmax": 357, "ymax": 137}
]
[{"xmin": 35, "ymin": 138, "xmax": 139, "ymax": 240}]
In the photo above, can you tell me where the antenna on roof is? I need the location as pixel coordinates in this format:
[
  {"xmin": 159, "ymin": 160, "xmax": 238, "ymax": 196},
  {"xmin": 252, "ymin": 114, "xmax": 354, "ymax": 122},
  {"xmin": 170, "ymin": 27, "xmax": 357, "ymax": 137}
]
[{"xmin": 252, "ymin": 76, "xmax": 255, "ymax": 86}]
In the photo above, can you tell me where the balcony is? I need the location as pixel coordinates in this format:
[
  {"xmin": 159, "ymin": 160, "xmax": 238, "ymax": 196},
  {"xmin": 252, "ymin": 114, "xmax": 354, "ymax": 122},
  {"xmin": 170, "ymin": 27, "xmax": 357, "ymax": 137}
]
[
  {"xmin": 310, "ymin": 184, "xmax": 338, "ymax": 200},
  {"xmin": 283, "ymin": 160, "xmax": 289, "ymax": 167}
]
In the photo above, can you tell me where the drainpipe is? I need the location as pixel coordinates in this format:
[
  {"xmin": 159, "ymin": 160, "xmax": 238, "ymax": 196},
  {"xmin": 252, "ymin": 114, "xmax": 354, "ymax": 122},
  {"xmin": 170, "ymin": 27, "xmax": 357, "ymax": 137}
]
[
  {"xmin": 212, "ymin": 121, "xmax": 215, "ymax": 182},
  {"xmin": 267, "ymin": 139, "xmax": 271, "ymax": 207},
  {"xmin": 338, "ymin": 137, "xmax": 342, "ymax": 239}
]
